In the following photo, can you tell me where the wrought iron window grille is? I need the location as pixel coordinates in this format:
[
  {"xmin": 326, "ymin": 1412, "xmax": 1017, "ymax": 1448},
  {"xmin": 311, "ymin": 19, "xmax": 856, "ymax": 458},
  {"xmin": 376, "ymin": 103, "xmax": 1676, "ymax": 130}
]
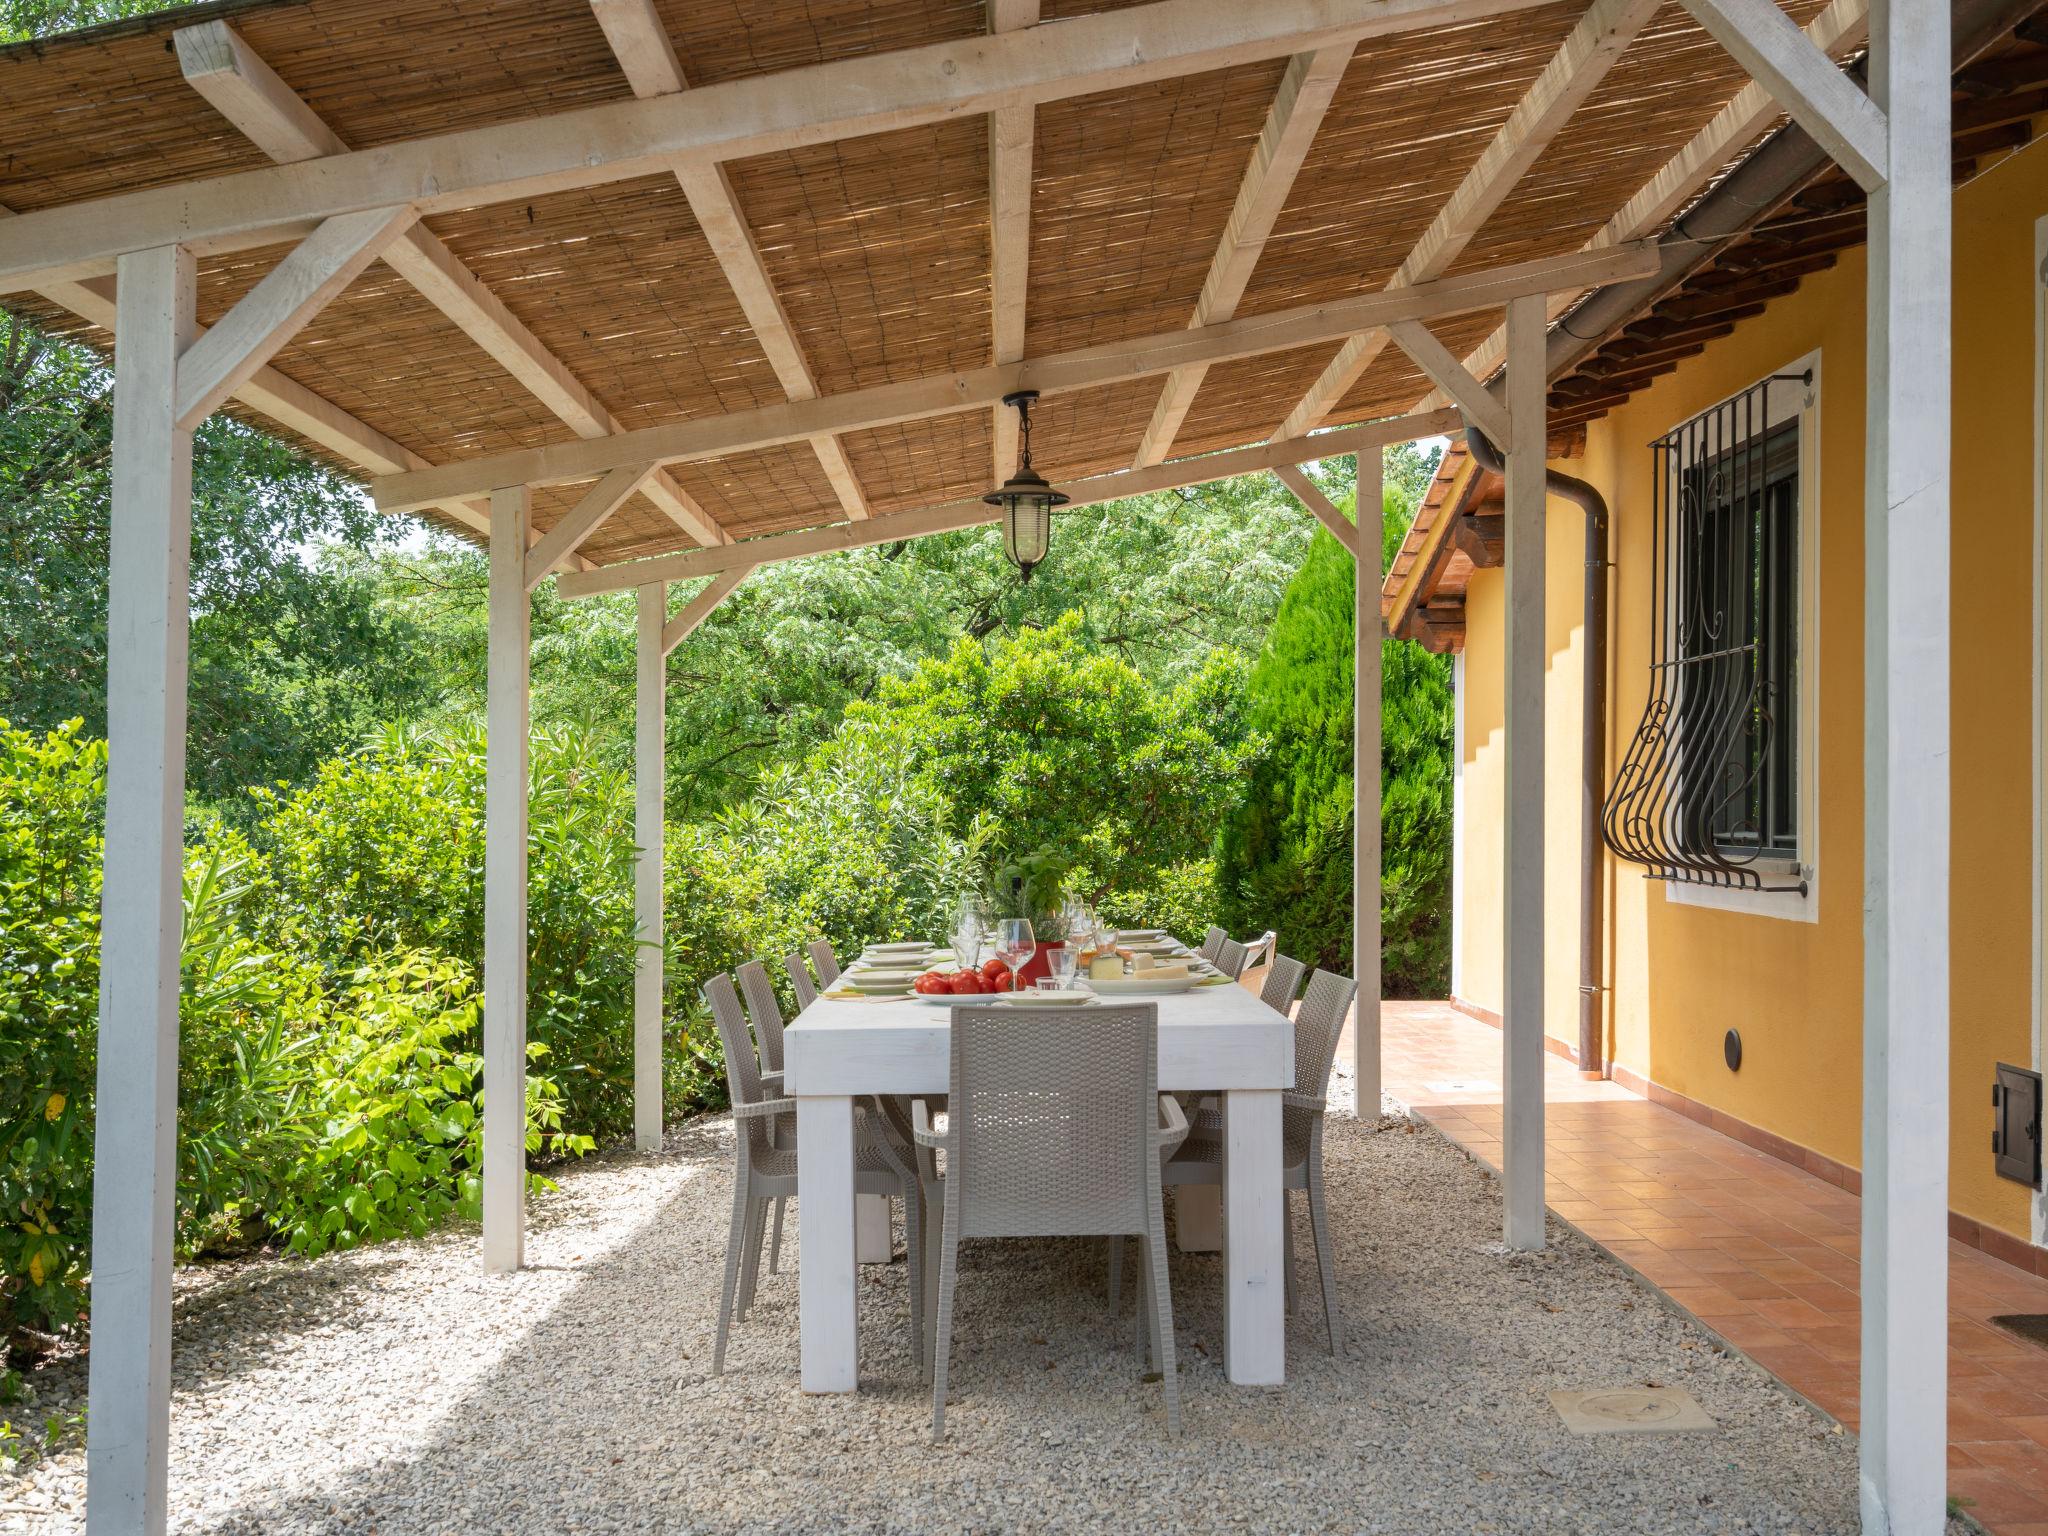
[{"xmin": 1602, "ymin": 371, "xmax": 1810, "ymax": 895}]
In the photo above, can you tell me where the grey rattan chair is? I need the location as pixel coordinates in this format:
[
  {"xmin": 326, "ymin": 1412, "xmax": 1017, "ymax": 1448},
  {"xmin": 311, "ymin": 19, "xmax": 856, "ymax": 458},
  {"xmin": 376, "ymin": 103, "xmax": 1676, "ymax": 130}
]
[
  {"xmin": 912, "ymin": 1004, "xmax": 1188, "ymax": 1439},
  {"xmin": 1197, "ymin": 925, "xmax": 1228, "ymax": 963},
  {"xmin": 807, "ymin": 937, "xmax": 842, "ymax": 988},
  {"xmin": 782, "ymin": 951, "xmax": 819, "ymax": 1010},
  {"xmin": 1259, "ymin": 951, "xmax": 1308, "ymax": 1013},
  {"xmin": 736, "ymin": 961, "xmax": 794, "ymax": 1272},
  {"xmin": 704, "ymin": 973, "xmax": 925, "ymax": 1375},
  {"xmin": 1165, "ymin": 967, "xmax": 1358, "ymax": 1352},
  {"xmin": 1212, "ymin": 935, "xmax": 1250, "ymax": 981}
]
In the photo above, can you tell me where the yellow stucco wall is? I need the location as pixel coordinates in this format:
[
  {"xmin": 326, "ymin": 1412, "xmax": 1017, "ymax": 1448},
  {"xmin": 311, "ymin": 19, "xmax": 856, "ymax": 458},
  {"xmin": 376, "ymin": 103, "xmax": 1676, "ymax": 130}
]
[{"xmin": 1454, "ymin": 137, "xmax": 2046, "ymax": 1244}]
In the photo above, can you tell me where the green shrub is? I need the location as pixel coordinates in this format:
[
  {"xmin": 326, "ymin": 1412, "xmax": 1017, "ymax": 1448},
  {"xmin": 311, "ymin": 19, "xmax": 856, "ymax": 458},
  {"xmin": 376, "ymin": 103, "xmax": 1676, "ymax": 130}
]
[
  {"xmin": 1216, "ymin": 495, "xmax": 1454, "ymax": 995},
  {"xmin": 0, "ymin": 720, "xmax": 103, "ymax": 1336},
  {"xmin": 275, "ymin": 952, "xmax": 587, "ymax": 1257},
  {"xmin": 251, "ymin": 721, "xmax": 641, "ymax": 1138}
]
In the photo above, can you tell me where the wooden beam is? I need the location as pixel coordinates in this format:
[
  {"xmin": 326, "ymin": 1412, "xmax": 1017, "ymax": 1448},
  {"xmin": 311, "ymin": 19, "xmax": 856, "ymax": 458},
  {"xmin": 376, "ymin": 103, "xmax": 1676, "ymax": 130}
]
[
  {"xmin": 1353, "ymin": 443, "xmax": 1383, "ymax": 1117},
  {"xmin": 989, "ymin": 0, "xmax": 1041, "ymax": 482},
  {"xmin": 482, "ymin": 484, "xmax": 531, "ymax": 1275},
  {"xmin": 1678, "ymin": 0, "xmax": 1889, "ymax": 192},
  {"xmin": 1424, "ymin": 0, "xmax": 1868, "ymax": 403},
  {"xmin": 632, "ymin": 578, "xmax": 664, "ymax": 1153},
  {"xmin": 375, "ymin": 244, "xmax": 1649, "ymax": 512},
  {"xmin": 586, "ymin": 0, "xmax": 871, "ymax": 520},
  {"xmin": 1384, "ymin": 449, "xmax": 1483, "ymax": 631},
  {"xmin": 1860, "ymin": 0, "xmax": 1950, "ymax": 1522},
  {"xmin": 1273, "ymin": 464, "xmax": 1360, "ymax": 554},
  {"xmin": 524, "ymin": 463, "xmax": 656, "ymax": 588},
  {"xmin": 1500, "ymin": 290, "xmax": 1546, "ymax": 1253},
  {"xmin": 0, "ymin": 0, "xmax": 1574, "ymax": 292},
  {"xmin": 1275, "ymin": 0, "xmax": 1660, "ymax": 440},
  {"xmin": 661, "ymin": 566, "xmax": 755, "ymax": 655},
  {"xmin": 557, "ymin": 408, "xmax": 1460, "ymax": 597},
  {"xmin": 176, "ymin": 19, "xmax": 725, "ymax": 547},
  {"xmin": 1384, "ymin": 318, "xmax": 1511, "ymax": 446},
  {"xmin": 174, "ymin": 204, "xmax": 417, "ymax": 429},
  {"xmin": 83, "ymin": 240, "xmax": 194, "ymax": 1536},
  {"xmin": 1134, "ymin": 43, "xmax": 1354, "ymax": 466}
]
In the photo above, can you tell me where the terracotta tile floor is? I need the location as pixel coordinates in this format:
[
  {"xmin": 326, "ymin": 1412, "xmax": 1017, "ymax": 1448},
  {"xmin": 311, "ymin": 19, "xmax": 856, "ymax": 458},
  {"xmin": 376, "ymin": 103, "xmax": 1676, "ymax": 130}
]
[{"xmin": 1371, "ymin": 1000, "xmax": 2048, "ymax": 1535}]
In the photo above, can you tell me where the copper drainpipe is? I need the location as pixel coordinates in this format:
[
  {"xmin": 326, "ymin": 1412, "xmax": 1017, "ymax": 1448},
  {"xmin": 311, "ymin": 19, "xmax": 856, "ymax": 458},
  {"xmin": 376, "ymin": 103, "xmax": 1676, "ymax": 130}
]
[{"xmin": 1462, "ymin": 425, "xmax": 1610, "ymax": 1077}]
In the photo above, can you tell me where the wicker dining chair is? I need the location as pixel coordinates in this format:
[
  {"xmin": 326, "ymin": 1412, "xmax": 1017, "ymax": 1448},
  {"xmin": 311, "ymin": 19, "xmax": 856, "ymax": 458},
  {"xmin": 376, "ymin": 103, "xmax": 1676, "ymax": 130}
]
[
  {"xmin": 1165, "ymin": 967, "xmax": 1359, "ymax": 1353},
  {"xmin": 704, "ymin": 973, "xmax": 926, "ymax": 1375},
  {"xmin": 736, "ymin": 960, "xmax": 794, "ymax": 1272},
  {"xmin": 1211, "ymin": 935, "xmax": 1250, "ymax": 981},
  {"xmin": 807, "ymin": 937, "xmax": 842, "ymax": 988},
  {"xmin": 912, "ymin": 1004, "xmax": 1188, "ymax": 1439},
  {"xmin": 782, "ymin": 951, "xmax": 819, "ymax": 1010},
  {"xmin": 1259, "ymin": 951, "xmax": 1308, "ymax": 1013},
  {"xmin": 1197, "ymin": 925, "xmax": 1229, "ymax": 963}
]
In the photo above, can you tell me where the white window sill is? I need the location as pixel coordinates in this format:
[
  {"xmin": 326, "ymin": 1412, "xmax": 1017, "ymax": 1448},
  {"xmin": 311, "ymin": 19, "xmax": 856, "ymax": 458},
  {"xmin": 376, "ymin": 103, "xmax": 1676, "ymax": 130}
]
[{"xmin": 1664, "ymin": 868, "xmax": 1816, "ymax": 924}]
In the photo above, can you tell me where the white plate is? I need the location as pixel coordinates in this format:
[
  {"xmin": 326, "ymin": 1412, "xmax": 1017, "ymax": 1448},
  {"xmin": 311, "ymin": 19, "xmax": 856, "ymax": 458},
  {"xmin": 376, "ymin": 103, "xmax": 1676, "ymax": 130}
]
[
  {"xmin": 1115, "ymin": 929, "xmax": 1169, "ymax": 941},
  {"xmin": 866, "ymin": 941, "xmax": 934, "ymax": 954},
  {"xmin": 1088, "ymin": 974, "xmax": 1202, "ymax": 995},
  {"xmin": 998, "ymin": 989, "xmax": 1097, "ymax": 1008},
  {"xmin": 910, "ymin": 990, "xmax": 1005, "ymax": 1005},
  {"xmin": 847, "ymin": 967, "xmax": 923, "ymax": 982}
]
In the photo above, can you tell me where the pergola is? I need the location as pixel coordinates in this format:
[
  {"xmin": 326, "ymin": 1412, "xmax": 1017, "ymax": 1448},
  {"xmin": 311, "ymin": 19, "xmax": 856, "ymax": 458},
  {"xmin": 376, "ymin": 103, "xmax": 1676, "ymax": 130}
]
[{"xmin": 0, "ymin": 0, "xmax": 1951, "ymax": 1530}]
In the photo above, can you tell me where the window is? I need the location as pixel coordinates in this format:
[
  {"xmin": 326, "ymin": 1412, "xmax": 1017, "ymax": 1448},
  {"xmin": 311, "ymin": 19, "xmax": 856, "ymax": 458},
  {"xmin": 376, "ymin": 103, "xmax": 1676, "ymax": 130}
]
[
  {"xmin": 1674, "ymin": 417, "xmax": 1800, "ymax": 862},
  {"xmin": 1602, "ymin": 363, "xmax": 1816, "ymax": 909}
]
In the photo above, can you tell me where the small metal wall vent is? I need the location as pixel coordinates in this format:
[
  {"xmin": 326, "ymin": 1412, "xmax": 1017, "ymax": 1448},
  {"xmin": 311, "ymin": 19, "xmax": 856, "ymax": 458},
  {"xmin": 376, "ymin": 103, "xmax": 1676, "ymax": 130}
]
[{"xmin": 1993, "ymin": 1062, "xmax": 2041, "ymax": 1189}]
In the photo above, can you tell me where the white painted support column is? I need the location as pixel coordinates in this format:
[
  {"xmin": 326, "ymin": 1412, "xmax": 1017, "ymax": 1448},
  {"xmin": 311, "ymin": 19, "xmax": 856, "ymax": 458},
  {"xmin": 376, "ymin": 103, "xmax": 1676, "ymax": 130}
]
[
  {"xmin": 482, "ymin": 485, "xmax": 531, "ymax": 1273},
  {"xmin": 1860, "ymin": 0, "xmax": 1949, "ymax": 1526},
  {"xmin": 1354, "ymin": 448, "xmax": 1384, "ymax": 1117},
  {"xmin": 1500, "ymin": 293, "xmax": 1547, "ymax": 1251},
  {"xmin": 796, "ymin": 1095, "xmax": 859, "ymax": 1392},
  {"xmin": 633, "ymin": 582, "xmax": 665, "ymax": 1153},
  {"xmin": 1221, "ymin": 1087, "xmax": 1286, "ymax": 1384},
  {"xmin": 85, "ymin": 244, "xmax": 195, "ymax": 1536}
]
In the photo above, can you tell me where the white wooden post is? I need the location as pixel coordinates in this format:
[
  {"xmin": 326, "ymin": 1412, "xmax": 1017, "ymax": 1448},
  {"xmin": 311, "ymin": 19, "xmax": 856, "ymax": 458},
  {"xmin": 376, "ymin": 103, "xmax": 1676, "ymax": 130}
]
[
  {"xmin": 1500, "ymin": 292, "xmax": 1547, "ymax": 1251},
  {"xmin": 1354, "ymin": 447, "xmax": 1383, "ymax": 1116},
  {"xmin": 482, "ymin": 485, "xmax": 530, "ymax": 1273},
  {"xmin": 85, "ymin": 244, "xmax": 195, "ymax": 1536},
  {"xmin": 1861, "ymin": 0, "xmax": 1949, "ymax": 1525},
  {"xmin": 633, "ymin": 582, "xmax": 665, "ymax": 1153}
]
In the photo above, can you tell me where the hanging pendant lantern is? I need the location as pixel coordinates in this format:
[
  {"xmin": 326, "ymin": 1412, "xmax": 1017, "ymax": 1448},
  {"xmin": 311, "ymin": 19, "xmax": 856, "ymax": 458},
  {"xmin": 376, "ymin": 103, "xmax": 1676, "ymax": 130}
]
[{"xmin": 984, "ymin": 389, "xmax": 1068, "ymax": 582}]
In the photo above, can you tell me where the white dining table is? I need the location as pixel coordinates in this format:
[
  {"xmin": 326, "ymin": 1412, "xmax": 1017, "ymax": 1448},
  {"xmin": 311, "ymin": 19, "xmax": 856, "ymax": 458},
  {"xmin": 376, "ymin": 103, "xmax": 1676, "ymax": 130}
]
[{"xmin": 782, "ymin": 973, "xmax": 1295, "ymax": 1392}]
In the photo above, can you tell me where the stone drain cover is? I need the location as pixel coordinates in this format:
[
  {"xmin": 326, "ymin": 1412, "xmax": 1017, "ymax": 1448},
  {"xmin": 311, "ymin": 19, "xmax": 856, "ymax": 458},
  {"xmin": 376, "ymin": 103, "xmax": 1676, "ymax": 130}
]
[{"xmin": 1550, "ymin": 1387, "xmax": 1717, "ymax": 1435}]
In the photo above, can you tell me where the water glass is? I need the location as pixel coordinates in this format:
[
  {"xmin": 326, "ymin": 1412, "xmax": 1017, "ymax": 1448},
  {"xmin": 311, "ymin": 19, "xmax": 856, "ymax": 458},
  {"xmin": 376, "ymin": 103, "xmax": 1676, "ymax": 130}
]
[{"xmin": 1049, "ymin": 946, "xmax": 1078, "ymax": 988}]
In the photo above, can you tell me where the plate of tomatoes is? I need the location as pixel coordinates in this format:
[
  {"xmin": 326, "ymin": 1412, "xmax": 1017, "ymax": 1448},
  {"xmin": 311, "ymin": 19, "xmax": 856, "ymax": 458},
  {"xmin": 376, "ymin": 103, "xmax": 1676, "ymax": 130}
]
[{"xmin": 911, "ymin": 957, "xmax": 1017, "ymax": 1003}]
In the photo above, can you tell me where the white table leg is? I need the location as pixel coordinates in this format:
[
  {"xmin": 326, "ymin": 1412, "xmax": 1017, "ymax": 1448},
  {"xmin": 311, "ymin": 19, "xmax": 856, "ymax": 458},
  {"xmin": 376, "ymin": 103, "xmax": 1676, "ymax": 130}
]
[
  {"xmin": 796, "ymin": 1095, "xmax": 858, "ymax": 1392},
  {"xmin": 1222, "ymin": 1088, "xmax": 1285, "ymax": 1385},
  {"xmin": 856, "ymin": 1193, "xmax": 893, "ymax": 1263},
  {"xmin": 1175, "ymin": 1185, "xmax": 1222, "ymax": 1252}
]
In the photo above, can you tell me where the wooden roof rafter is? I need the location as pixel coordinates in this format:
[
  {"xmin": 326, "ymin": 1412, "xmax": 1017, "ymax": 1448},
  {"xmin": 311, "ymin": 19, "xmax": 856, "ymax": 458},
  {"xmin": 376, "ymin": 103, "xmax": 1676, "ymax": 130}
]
[
  {"xmin": 988, "ymin": 0, "xmax": 1040, "ymax": 484},
  {"xmin": 1272, "ymin": 0, "xmax": 1665, "ymax": 444},
  {"xmin": 585, "ymin": 0, "xmax": 872, "ymax": 523},
  {"xmin": 171, "ymin": 16, "xmax": 727, "ymax": 560}
]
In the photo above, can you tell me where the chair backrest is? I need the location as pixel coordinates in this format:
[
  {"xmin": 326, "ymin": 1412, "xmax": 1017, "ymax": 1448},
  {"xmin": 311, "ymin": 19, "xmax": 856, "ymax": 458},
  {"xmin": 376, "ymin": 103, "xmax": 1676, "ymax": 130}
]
[
  {"xmin": 807, "ymin": 937, "xmax": 841, "ymax": 987},
  {"xmin": 1288, "ymin": 969, "xmax": 1361, "ymax": 1160},
  {"xmin": 704, "ymin": 973, "xmax": 775, "ymax": 1160},
  {"xmin": 945, "ymin": 1003, "xmax": 1160, "ymax": 1240},
  {"xmin": 1198, "ymin": 925, "xmax": 1228, "ymax": 962},
  {"xmin": 782, "ymin": 952, "xmax": 819, "ymax": 1010},
  {"xmin": 1243, "ymin": 929, "xmax": 1279, "ymax": 970},
  {"xmin": 735, "ymin": 960, "xmax": 785, "ymax": 1075},
  {"xmin": 1259, "ymin": 951, "xmax": 1308, "ymax": 1012},
  {"xmin": 1213, "ymin": 935, "xmax": 1250, "ymax": 980}
]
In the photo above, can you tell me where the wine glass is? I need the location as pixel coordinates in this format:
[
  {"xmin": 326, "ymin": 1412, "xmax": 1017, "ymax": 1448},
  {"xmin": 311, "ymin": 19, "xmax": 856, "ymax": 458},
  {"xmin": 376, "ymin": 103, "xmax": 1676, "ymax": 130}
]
[{"xmin": 995, "ymin": 918, "xmax": 1036, "ymax": 991}]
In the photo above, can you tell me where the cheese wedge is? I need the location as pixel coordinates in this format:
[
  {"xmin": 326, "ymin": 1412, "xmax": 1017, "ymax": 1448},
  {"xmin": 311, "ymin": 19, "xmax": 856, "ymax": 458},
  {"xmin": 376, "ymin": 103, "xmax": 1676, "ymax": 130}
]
[
  {"xmin": 1089, "ymin": 954, "xmax": 1124, "ymax": 981},
  {"xmin": 1147, "ymin": 962, "xmax": 1191, "ymax": 981},
  {"xmin": 1132, "ymin": 952, "xmax": 1155, "ymax": 973}
]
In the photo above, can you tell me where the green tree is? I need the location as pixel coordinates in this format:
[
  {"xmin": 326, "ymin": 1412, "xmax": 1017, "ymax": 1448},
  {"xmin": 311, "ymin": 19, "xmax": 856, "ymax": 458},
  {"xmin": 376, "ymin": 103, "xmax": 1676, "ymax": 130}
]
[{"xmin": 1216, "ymin": 460, "xmax": 1454, "ymax": 993}]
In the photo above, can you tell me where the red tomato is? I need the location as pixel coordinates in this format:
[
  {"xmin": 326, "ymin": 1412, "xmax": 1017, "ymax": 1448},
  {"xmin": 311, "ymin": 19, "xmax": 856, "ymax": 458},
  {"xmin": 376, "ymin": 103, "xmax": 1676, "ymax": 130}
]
[
  {"xmin": 913, "ymin": 972, "xmax": 947, "ymax": 995},
  {"xmin": 980, "ymin": 956, "xmax": 1009, "ymax": 983},
  {"xmin": 989, "ymin": 970, "xmax": 1016, "ymax": 993},
  {"xmin": 948, "ymin": 971, "xmax": 984, "ymax": 996}
]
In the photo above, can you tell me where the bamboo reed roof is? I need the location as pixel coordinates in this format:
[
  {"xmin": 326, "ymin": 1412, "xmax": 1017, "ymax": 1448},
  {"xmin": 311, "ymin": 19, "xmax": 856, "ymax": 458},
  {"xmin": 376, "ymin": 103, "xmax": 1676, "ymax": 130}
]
[{"xmin": 0, "ymin": 0, "xmax": 1899, "ymax": 568}]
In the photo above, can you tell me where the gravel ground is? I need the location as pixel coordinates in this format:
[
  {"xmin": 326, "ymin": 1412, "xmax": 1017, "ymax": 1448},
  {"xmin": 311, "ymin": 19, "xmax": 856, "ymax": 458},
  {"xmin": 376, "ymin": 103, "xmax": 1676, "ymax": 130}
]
[{"xmin": 3, "ymin": 1072, "xmax": 1937, "ymax": 1536}]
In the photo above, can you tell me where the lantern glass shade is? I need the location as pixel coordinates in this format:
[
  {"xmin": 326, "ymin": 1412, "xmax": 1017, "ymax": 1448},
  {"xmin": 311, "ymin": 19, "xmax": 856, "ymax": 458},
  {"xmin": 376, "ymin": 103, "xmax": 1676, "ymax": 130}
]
[{"xmin": 1000, "ymin": 492, "xmax": 1053, "ymax": 571}]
